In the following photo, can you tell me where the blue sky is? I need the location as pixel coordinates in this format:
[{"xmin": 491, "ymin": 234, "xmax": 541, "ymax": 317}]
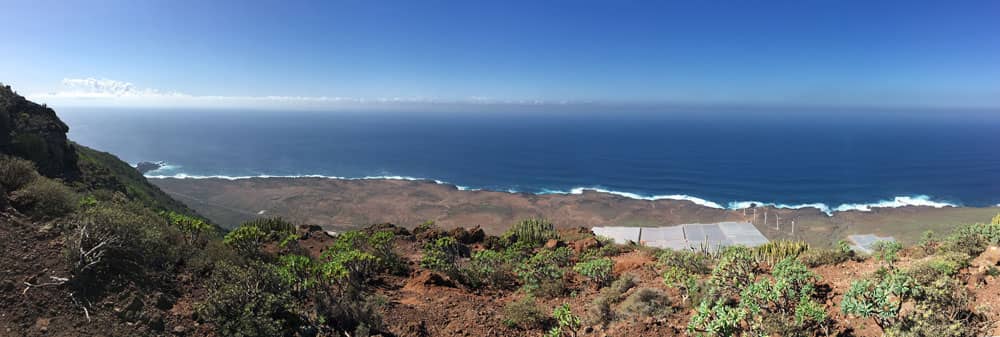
[{"xmin": 3, "ymin": 0, "xmax": 999, "ymax": 110}]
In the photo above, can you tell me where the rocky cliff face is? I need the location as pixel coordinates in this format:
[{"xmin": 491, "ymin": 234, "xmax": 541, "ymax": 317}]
[{"xmin": 0, "ymin": 84, "xmax": 79, "ymax": 179}]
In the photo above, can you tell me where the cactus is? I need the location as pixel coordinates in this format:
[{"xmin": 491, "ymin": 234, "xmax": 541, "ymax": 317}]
[{"xmin": 503, "ymin": 218, "xmax": 559, "ymax": 246}]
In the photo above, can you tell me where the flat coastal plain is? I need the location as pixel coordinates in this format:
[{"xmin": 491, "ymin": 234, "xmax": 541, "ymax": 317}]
[{"xmin": 152, "ymin": 177, "xmax": 1000, "ymax": 247}]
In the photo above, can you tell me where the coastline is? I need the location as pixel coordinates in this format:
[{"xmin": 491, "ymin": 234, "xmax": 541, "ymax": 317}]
[
  {"xmin": 149, "ymin": 176, "xmax": 999, "ymax": 247},
  {"xmin": 144, "ymin": 173, "xmax": 963, "ymax": 215}
]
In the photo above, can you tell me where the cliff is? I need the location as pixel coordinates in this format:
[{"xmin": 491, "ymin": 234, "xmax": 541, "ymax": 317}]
[{"xmin": 0, "ymin": 84, "xmax": 78, "ymax": 179}]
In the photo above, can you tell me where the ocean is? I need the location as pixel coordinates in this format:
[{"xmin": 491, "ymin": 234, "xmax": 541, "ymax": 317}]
[{"xmin": 58, "ymin": 107, "xmax": 1000, "ymax": 214}]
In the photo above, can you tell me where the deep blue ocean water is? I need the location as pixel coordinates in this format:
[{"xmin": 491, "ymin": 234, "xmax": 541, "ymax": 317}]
[{"xmin": 58, "ymin": 108, "xmax": 1000, "ymax": 213}]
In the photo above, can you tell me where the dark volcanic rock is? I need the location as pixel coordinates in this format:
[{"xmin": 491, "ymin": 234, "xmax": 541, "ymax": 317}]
[
  {"xmin": 0, "ymin": 84, "xmax": 79, "ymax": 179},
  {"xmin": 136, "ymin": 161, "xmax": 164, "ymax": 174}
]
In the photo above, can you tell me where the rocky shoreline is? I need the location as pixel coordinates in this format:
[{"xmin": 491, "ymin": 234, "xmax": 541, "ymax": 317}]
[{"xmin": 150, "ymin": 177, "xmax": 1000, "ymax": 247}]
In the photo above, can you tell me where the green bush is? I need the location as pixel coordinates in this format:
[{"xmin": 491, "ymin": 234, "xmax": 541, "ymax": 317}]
[
  {"xmin": 841, "ymin": 271, "xmax": 916, "ymax": 331},
  {"xmin": 617, "ymin": 288, "xmax": 672, "ymax": 319},
  {"xmin": 573, "ymin": 258, "xmax": 614, "ymax": 288},
  {"xmin": 873, "ymin": 240, "xmax": 904, "ymax": 269},
  {"xmin": 662, "ymin": 265, "xmax": 704, "ymax": 306},
  {"xmin": 904, "ymin": 252, "xmax": 969, "ymax": 286},
  {"xmin": 586, "ymin": 275, "xmax": 636, "ymax": 326},
  {"xmin": 546, "ymin": 304, "xmax": 581, "ymax": 337},
  {"xmin": 707, "ymin": 246, "xmax": 757, "ymax": 298},
  {"xmin": 463, "ymin": 249, "xmax": 518, "ymax": 289},
  {"xmin": 420, "ymin": 236, "xmax": 463, "ymax": 276},
  {"xmin": 11, "ymin": 176, "xmax": 76, "ymax": 219},
  {"xmin": 196, "ymin": 261, "xmax": 300, "ymax": 337},
  {"xmin": 689, "ymin": 258, "xmax": 828, "ymax": 336},
  {"xmin": 798, "ymin": 240, "xmax": 855, "ymax": 267},
  {"xmin": 885, "ymin": 279, "xmax": 993, "ymax": 337},
  {"xmin": 320, "ymin": 247, "xmax": 380, "ymax": 289},
  {"xmin": 223, "ymin": 217, "xmax": 297, "ymax": 256},
  {"xmin": 0, "ymin": 155, "xmax": 38, "ymax": 191},
  {"xmin": 502, "ymin": 296, "xmax": 547, "ymax": 330},
  {"xmin": 504, "ymin": 218, "xmax": 559, "ymax": 247},
  {"xmin": 162, "ymin": 211, "xmax": 213, "ymax": 245},
  {"xmin": 942, "ymin": 222, "xmax": 1000, "ymax": 256},
  {"xmin": 65, "ymin": 199, "xmax": 180, "ymax": 287},
  {"xmin": 751, "ymin": 241, "xmax": 809, "ymax": 266},
  {"xmin": 657, "ymin": 249, "xmax": 712, "ymax": 274},
  {"xmin": 516, "ymin": 249, "xmax": 567, "ymax": 297}
]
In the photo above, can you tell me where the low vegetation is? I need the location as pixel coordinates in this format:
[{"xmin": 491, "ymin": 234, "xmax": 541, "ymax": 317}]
[{"xmin": 2, "ymin": 152, "xmax": 1000, "ymax": 337}]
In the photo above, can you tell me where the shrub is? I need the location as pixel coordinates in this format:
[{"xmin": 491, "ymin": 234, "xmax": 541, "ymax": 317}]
[
  {"xmin": 504, "ymin": 218, "xmax": 559, "ymax": 247},
  {"xmin": 275, "ymin": 254, "xmax": 318, "ymax": 294},
  {"xmin": 617, "ymin": 288, "xmax": 672, "ymax": 319},
  {"xmin": 941, "ymin": 222, "xmax": 1000, "ymax": 256},
  {"xmin": 574, "ymin": 258, "xmax": 615, "ymax": 288},
  {"xmin": 463, "ymin": 249, "xmax": 518, "ymax": 289},
  {"xmin": 162, "ymin": 211, "xmax": 213, "ymax": 245},
  {"xmin": 885, "ymin": 278, "xmax": 993, "ymax": 337},
  {"xmin": 502, "ymin": 296, "xmax": 547, "ymax": 330},
  {"xmin": 11, "ymin": 176, "xmax": 76, "ymax": 219},
  {"xmin": 708, "ymin": 246, "xmax": 757, "ymax": 298},
  {"xmin": 516, "ymin": 249, "xmax": 567, "ymax": 297},
  {"xmin": 223, "ymin": 217, "xmax": 297, "ymax": 256},
  {"xmin": 841, "ymin": 271, "xmax": 916, "ymax": 331},
  {"xmin": 798, "ymin": 240, "xmax": 855, "ymax": 267},
  {"xmin": 873, "ymin": 240, "xmax": 904, "ymax": 269},
  {"xmin": 904, "ymin": 252, "xmax": 969, "ymax": 286},
  {"xmin": 420, "ymin": 236, "xmax": 463, "ymax": 276},
  {"xmin": 689, "ymin": 258, "xmax": 828, "ymax": 336},
  {"xmin": 586, "ymin": 275, "xmax": 636, "ymax": 326},
  {"xmin": 546, "ymin": 304, "xmax": 581, "ymax": 337},
  {"xmin": 224, "ymin": 225, "xmax": 268, "ymax": 255},
  {"xmin": 688, "ymin": 299, "xmax": 746, "ymax": 337},
  {"xmin": 320, "ymin": 247, "xmax": 380, "ymax": 290},
  {"xmin": 662, "ymin": 265, "xmax": 703, "ymax": 306},
  {"xmin": 196, "ymin": 261, "xmax": 300, "ymax": 337},
  {"xmin": 657, "ymin": 249, "xmax": 712, "ymax": 274},
  {"xmin": 65, "ymin": 199, "xmax": 180, "ymax": 288},
  {"xmin": 751, "ymin": 240, "xmax": 809, "ymax": 267},
  {"xmin": 0, "ymin": 155, "xmax": 38, "ymax": 191}
]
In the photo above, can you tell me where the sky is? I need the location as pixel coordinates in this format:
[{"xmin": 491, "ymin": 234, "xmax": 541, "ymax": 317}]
[{"xmin": 2, "ymin": 0, "xmax": 999, "ymax": 110}]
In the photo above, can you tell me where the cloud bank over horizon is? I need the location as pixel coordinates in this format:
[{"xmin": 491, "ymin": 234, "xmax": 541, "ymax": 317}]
[{"xmin": 29, "ymin": 77, "xmax": 576, "ymax": 111}]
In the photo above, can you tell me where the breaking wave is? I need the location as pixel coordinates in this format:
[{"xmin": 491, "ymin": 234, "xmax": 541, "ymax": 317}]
[{"xmin": 146, "ymin": 172, "xmax": 961, "ymax": 215}]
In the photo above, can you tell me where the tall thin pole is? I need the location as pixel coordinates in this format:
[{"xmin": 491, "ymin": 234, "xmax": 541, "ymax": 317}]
[
  {"xmin": 776, "ymin": 215, "xmax": 780, "ymax": 231},
  {"xmin": 764, "ymin": 212, "xmax": 768, "ymax": 227}
]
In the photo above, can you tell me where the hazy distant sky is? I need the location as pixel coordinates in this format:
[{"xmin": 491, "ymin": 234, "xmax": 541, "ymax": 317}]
[{"xmin": 3, "ymin": 0, "xmax": 999, "ymax": 110}]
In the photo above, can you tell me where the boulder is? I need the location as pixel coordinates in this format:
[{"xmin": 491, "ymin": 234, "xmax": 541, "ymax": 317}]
[{"xmin": 573, "ymin": 237, "xmax": 602, "ymax": 254}]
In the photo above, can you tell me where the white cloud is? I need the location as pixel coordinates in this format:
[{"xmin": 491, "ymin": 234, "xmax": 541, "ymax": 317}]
[{"xmin": 28, "ymin": 77, "xmax": 572, "ymax": 110}]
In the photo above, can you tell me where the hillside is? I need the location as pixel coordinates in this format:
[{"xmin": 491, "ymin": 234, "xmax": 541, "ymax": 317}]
[{"xmin": 0, "ymin": 86, "xmax": 998, "ymax": 337}]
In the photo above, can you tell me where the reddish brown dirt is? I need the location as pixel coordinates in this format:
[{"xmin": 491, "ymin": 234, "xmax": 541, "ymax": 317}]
[{"xmin": 0, "ymin": 212, "xmax": 209, "ymax": 337}]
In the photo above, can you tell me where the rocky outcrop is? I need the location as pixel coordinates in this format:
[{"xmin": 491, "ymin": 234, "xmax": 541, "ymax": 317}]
[{"xmin": 0, "ymin": 84, "xmax": 79, "ymax": 179}]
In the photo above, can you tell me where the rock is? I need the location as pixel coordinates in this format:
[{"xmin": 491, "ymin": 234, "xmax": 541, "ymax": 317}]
[
  {"xmin": 573, "ymin": 237, "xmax": 602, "ymax": 254},
  {"xmin": 972, "ymin": 246, "xmax": 1000, "ymax": 269},
  {"xmin": 544, "ymin": 239, "xmax": 564, "ymax": 249},
  {"xmin": 135, "ymin": 161, "xmax": 164, "ymax": 174},
  {"xmin": 0, "ymin": 85, "xmax": 79, "ymax": 179},
  {"xmin": 404, "ymin": 270, "xmax": 458, "ymax": 290},
  {"xmin": 34, "ymin": 318, "xmax": 49, "ymax": 332},
  {"xmin": 154, "ymin": 293, "xmax": 174, "ymax": 310},
  {"xmin": 172, "ymin": 325, "xmax": 187, "ymax": 335}
]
